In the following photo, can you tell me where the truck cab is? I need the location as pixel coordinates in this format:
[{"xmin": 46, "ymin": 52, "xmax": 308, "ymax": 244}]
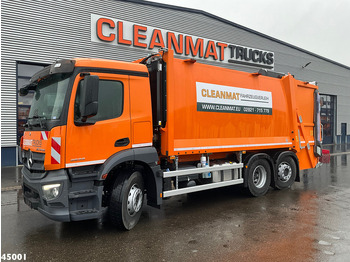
[{"xmin": 20, "ymin": 57, "xmax": 162, "ymax": 229}]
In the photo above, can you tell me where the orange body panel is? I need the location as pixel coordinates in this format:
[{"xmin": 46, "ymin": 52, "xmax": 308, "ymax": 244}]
[
  {"xmin": 161, "ymin": 50, "xmax": 318, "ymax": 169},
  {"xmin": 129, "ymin": 75, "xmax": 153, "ymax": 147},
  {"xmin": 73, "ymin": 58, "xmax": 148, "ymax": 74},
  {"xmin": 65, "ymin": 72, "xmax": 132, "ymax": 168}
]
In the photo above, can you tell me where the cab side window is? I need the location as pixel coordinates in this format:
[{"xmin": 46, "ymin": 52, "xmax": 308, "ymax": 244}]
[{"xmin": 75, "ymin": 79, "xmax": 123, "ymax": 122}]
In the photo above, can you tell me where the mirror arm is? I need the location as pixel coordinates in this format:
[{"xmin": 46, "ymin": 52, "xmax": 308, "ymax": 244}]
[{"xmin": 74, "ymin": 119, "xmax": 96, "ymax": 126}]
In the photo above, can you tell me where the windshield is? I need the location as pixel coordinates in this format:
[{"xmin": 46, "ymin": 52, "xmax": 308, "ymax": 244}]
[{"xmin": 28, "ymin": 73, "xmax": 70, "ymax": 120}]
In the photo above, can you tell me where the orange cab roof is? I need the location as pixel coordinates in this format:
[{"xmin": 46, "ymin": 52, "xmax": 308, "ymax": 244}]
[{"xmin": 73, "ymin": 58, "xmax": 148, "ymax": 73}]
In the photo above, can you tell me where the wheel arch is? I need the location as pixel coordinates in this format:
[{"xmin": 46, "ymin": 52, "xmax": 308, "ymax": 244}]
[{"xmin": 99, "ymin": 147, "xmax": 162, "ymax": 208}]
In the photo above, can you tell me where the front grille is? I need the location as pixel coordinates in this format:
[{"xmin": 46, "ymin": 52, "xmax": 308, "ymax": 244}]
[{"xmin": 22, "ymin": 150, "xmax": 45, "ymax": 174}]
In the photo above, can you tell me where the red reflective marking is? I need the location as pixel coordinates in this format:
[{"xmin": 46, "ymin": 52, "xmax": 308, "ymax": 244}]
[
  {"xmin": 51, "ymin": 138, "xmax": 61, "ymax": 154},
  {"xmin": 51, "ymin": 156, "xmax": 59, "ymax": 165}
]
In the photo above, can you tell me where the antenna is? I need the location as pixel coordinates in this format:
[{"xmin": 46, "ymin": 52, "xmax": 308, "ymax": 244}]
[{"xmin": 302, "ymin": 62, "xmax": 311, "ymax": 69}]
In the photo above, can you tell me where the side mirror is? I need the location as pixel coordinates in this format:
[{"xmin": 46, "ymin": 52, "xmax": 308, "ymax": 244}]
[
  {"xmin": 80, "ymin": 75, "xmax": 99, "ymax": 122},
  {"xmin": 19, "ymin": 87, "xmax": 29, "ymax": 96}
]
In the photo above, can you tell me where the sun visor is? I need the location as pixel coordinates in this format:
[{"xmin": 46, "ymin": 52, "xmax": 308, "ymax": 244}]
[
  {"xmin": 20, "ymin": 59, "xmax": 76, "ymax": 94},
  {"xmin": 30, "ymin": 59, "xmax": 76, "ymax": 83}
]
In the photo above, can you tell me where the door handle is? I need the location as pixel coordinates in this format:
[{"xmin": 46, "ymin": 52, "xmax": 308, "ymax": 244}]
[{"xmin": 115, "ymin": 137, "xmax": 130, "ymax": 147}]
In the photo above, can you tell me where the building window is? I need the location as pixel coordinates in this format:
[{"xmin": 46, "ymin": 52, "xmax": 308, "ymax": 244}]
[
  {"xmin": 17, "ymin": 62, "xmax": 47, "ymax": 145},
  {"xmin": 320, "ymin": 94, "xmax": 336, "ymax": 144}
]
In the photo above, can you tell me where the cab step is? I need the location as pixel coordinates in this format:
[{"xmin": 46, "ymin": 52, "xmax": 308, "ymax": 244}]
[
  {"xmin": 70, "ymin": 209, "xmax": 101, "ymax": 221},
  {"xmin": 68, "ymin": 189, "xmax": 97, "ymax": 199}
]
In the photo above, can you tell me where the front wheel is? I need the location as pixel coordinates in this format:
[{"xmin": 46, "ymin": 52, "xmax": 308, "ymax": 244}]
[
  {"xmin": 246, "ymin": 158, "xmax": 271, "ymax": 197},
  {"xmin": 108, "ymin": 170, "xmax": 144, "ymax": 230}
]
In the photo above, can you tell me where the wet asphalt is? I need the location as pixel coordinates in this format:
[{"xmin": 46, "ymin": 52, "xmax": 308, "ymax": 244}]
[{"xmin": 1, "ymin": 145, "xmax": 350, "ymax": 262}]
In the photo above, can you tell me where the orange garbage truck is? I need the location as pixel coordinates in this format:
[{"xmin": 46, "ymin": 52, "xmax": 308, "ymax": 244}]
[{"xmin": 20, "ymin": 49, "xmax": 322, "ymax": 230}]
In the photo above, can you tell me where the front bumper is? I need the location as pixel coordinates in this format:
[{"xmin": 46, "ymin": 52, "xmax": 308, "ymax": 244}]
[{"xmin": 22, "ymin": 167, "xmax": 71, "ymax": 222}]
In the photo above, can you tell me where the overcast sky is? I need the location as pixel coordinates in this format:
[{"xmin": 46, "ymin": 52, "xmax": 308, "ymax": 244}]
[{"xmin": 149, "ymin": 0, "xmax": 350, "ymax": 67}]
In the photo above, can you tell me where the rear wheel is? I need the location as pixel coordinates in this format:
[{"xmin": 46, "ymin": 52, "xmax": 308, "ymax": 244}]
[
  {"xmin": 246, "ymin": 158, "xmax": 271, "ymax": 197},
  {"xmin": 274, "ymin": 156, "xmax": 296, "ymax": 189},
  {"xmin": 108, "ymin": 170, "xmax": 144, "ymax": 230}
]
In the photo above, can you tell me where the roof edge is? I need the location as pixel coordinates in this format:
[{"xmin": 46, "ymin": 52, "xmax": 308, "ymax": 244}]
[{"xmin": 118, "ymin": 0, "xmax": 350, "ymax": 70}]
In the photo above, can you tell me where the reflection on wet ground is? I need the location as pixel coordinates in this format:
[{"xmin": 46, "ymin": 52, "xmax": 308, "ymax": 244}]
[
  {"xmin": 1, "ymin": 154, "xmax": 350, "ymax": 261},
  {"xmin": 323, "ymin": 143, "xmax": 350, "ymax": 154}
]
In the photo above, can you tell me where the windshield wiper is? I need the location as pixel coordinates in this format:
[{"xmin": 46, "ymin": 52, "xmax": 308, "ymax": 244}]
[{"xmin": 27, "ymin": 115, "xmax": 47, "ymax": 129}]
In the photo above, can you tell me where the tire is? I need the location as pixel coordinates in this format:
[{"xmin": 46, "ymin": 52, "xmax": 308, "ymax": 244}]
[
  {"xmin": 274, "ymin": 156, "xmax": 296, "ymax": 190},
  {"xmin": 246, "ymin": 158, "xmax": 271, "ymax": 197},
  {"xmin": 108, "ymin": 170, "xmax": 144, "ymax": 230}
]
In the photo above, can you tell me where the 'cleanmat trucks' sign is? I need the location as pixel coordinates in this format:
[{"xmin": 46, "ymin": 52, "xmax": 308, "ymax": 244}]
[{"xmin": 91, "ymin": 14, "xmax": 274, "ymax": 69}]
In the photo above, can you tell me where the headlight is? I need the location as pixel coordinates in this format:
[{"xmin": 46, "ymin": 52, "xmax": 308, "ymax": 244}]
[{"xmin": 42, "ymin": 184, "xmax": 61, "ymax": 200}]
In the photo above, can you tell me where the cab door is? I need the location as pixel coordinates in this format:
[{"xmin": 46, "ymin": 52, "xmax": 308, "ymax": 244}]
[{"xmin": 65, "ymin": 72, "xmax": 131, "ymax": 168}]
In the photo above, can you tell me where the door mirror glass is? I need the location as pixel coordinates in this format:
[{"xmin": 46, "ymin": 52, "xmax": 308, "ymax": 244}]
[
  {"xmin": 79, "ymin": 75, "xmax": 99, "ymax": 123},
  {"xmin": 74, "ymin": 77, "xmax": 124, "ymax": 126}
]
